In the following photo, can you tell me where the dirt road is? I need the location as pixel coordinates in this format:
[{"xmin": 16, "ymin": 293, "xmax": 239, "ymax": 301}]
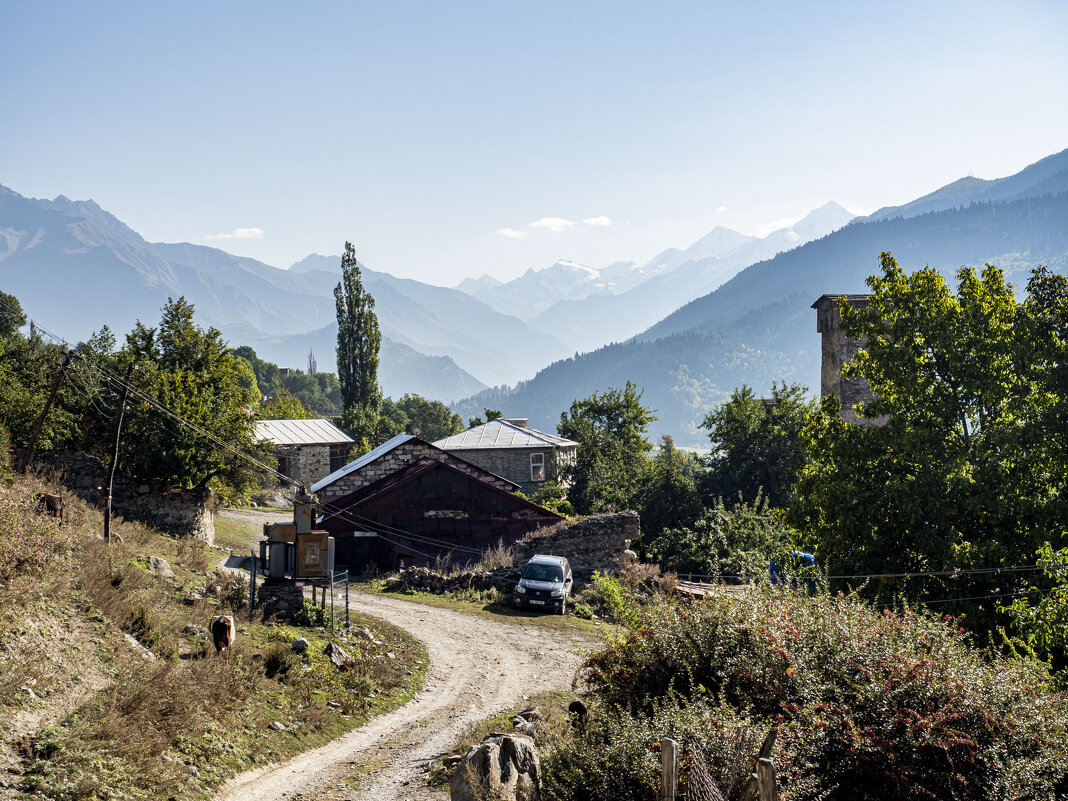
[{"xmin": 214, "ymin": 592, "xmax": 593, "ymax": 801}]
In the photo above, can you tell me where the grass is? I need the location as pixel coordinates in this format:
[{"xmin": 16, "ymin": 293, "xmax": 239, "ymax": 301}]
[
  {"xmin": 212, "ymin": 514, "xmax": 265, "ymax": 553},
  {"xmin": 0, "ymin": 477, "xmax": 429, "ymax": 801},
  {"xmin": 361, "ymin": 581, "xmax": 613, "ymax": 639}
]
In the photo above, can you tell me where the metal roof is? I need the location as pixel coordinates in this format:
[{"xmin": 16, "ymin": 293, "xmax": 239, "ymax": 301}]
[
  {"xmin": 433, "ymin": 419, "xmax": 577, "ymax": 450},
  {"xmin": 255, "ymin": 418, "xmax": 353, "ymax": 446},
  {"xmin": 310, "ymin": 433, "xmax": 415, "ymax": 493}
]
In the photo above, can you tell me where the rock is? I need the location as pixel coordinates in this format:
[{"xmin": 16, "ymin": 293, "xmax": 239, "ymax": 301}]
[
  {"xmin": 442, "ymin": 754, "xmax": 463, "ymax": 769},
  {"xmin": 450, "ymin": 733, "xmax": 539, "ymax": 801},
  {"xmin": 183, "ymin": 623, "xmax": 208, "ymax": 637},
  {"xmin": 148, "ymin": 556, "xmax": 175, "ymax": 578},
  {"xmin": 269, "ymin": 721, "xmax": 286, "ymax": 731},
  {"xmin": 291, "ymin": 637, "xmax": 309, "ymax": 653},
  {"xmin": 514, "ymin": 721, "xmax": 537, "ymax": 738},
  {"xmin": 518, "ymin": 706, "xmax": 542, "ymax": 721},
  {"xmin": 324, "ymin": 641, "xmax": 352, "ymax": 668}
]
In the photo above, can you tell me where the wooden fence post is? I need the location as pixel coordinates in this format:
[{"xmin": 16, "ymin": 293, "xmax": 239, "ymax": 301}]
[
  {"xmin": 757, "ymin": 757, "xmax": 777, "ymax": 801},
  {"xmin": 661, "ymin": 737, "xmax": 678, "ymax": 801}
]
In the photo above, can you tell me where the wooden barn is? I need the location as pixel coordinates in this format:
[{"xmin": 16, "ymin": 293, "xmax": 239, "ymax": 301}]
[{"xmin": 317, "ymin": 457, "xmax": 563, "ymax": 574}]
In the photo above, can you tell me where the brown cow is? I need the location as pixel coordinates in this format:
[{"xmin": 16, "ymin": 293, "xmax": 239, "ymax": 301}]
[
  {"xmin": 35, "ymin": 493, "xmax": 64, "ymax": 525},
  {"xmin": 210, "ymin": 615, "xmax": 236, "ymax": 655}
]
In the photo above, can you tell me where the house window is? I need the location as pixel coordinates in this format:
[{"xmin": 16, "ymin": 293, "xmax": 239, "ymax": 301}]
[
  {"xmin": 530, "ymin": 453, "xmax": 545, "ymax": 482},
  {"xmin": 329, "ymin": 444, "xmax": 349, "ymax": 473}
]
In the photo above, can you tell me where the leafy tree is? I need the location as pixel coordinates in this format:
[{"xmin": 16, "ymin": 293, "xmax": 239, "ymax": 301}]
[
  {"xmin": 0, "ymin": 291, "xmax": 26, "ymax": 341},
  {"xmin": 636, "ymin": 435, "xmax": 703, "ymax": 546},
  {"xmin": 701, "ymin": 382, "xmax": 817, "ymax": 508},
  {"xmin": 1004, "ymin": 543, "xmax": 1068, "ymax": 670},
  {"xmin": 790, "ymin": 254, "xmax": 1066, "ymax": 626},
  {"xmin": 334, "ymin": 242, "xmax": 381, "ymax": 449},
  {"xmin": 558, "ymin": 381, "xmax": 656, "ymax": 514},
  {"xmin": 259, "ymin": 388, "xmax": 313, "ymax": 420},
  {"xmin": 650, "ymin": 492, "xmax": 798, "ymax": 580},
  {"xmin": 396, "ymin": 394, "xmax": 464, "ymax": 441},
  {"xmin": 121, "ymin": 297, "xmax": 271, "ymax": 493},
  {"xmin": 467, "ymin": 408, "xmax": 502, "ymax": 428}
]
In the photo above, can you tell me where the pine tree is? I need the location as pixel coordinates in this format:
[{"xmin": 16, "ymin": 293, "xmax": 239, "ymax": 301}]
[{"xmin": 334, "ymin": 242, "xmax": 381, "ymax": 450}]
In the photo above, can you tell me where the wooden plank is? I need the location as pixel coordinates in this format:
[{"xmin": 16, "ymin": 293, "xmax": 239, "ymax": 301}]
[{"xmin": 661, "ymin": 738, "xmax": 678, "ymax": 801}]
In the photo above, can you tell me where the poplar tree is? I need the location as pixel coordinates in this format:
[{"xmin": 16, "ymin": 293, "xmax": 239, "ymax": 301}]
[{"xmin": 334, "ymin": 242, "xmax": 382, "ymax": 450}]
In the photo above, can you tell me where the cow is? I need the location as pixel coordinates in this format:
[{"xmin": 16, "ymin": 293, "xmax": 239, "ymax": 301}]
[
  {"xmin": 568, "ymin": 699, "xmax": 589, "ymax": 733},
  {"xmin": 210, "ymin": 615, "xmax": 236, "ymax": 655},
  {"xmin": 35, "ymin": 493, "xmax": 64, "ymax": 525}
]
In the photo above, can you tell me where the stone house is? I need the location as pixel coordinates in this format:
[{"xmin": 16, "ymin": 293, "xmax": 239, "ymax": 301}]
[
  {"xmin": 811, "ymin": 294, "xmax": 886, "ymax": 425},
  {"xmin": 433, "ymin": 418, "xmax": 578, "ymax": 496},
  {"xmin": 310, "ymin": 433, "xmax": 516, "ymax": 505},
  {"xmin": 255, "ymin": 418, "xmax": 354, "ymax": 488}
]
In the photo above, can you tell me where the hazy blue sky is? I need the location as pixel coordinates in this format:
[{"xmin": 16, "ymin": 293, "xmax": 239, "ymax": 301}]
[{"xmin": 2, "ymin": 1, "xmax": 1066, "ymax": 285}]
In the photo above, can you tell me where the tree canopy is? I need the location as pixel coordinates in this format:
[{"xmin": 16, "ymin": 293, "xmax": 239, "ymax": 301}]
[
  {"xmin": 558, "ymin": 381, "xmax": 656, "ymax": 515},
  {"xmin": 334, "ymin": 242, "xmax": 382, "ymax": 449},
  {"xmin": 790, "ymin": 254, "xmax": 1068, "ymax": 629},
  {"xmin": 701, "ymin": 382, "xmax": 817, "ymax": 508}
]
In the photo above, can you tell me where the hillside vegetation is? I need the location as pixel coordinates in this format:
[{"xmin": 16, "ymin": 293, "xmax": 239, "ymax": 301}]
[
  {"xmin": 542, "ymin": 584, "xmax": 1068, "ymax": 801},
  {"xmin": 0, "ymin": 475, "xmax": 425, "ymax": 800}
]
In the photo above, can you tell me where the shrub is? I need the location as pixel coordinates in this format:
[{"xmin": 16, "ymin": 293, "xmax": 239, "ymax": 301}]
[
  {"xmin": 650, "ymin": 494, "xmax": 796, "ymax": 581},
  {"xmin": 263, "ymin": 643, "xmax": 299, "ymax": 680},
  {"xmin": 573, "ymin": 603, "xmax": 593, "ymax": 620},
  {"xmin": 575, "ymin": 571, "xmax": 640, "ymax": 628},
  {"xmin": 290, "ymin": 599, "xmax": 335, "ymax": 628},
  {"xmin": 571, "ymin": 587, "xmax": 1068, "ymax": 800}
]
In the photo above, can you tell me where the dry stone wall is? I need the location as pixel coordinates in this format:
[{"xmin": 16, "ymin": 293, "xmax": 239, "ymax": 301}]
[
  {"xmin": 34, "ymin": 451, "xmax": 215, "ymax": 543},
  {"xmin": 318, "ymin": 440, "xmax": 514, "ymax": 503},
  {"xmin": 275, "ymin": 443, "xmax": 331, "ymax": 488},
  {"xmin": 512, "ymin": 511, "xmax": 639, "ymax": 578}
]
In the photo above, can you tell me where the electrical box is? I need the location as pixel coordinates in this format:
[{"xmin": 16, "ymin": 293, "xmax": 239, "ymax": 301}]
[
  {"xmin": 264, "ymin": 522, "xmax": 296, "ymax": 543},
  {"xmin": 296, "ymin": 531, "xmax": 332, "ymax": 578}
]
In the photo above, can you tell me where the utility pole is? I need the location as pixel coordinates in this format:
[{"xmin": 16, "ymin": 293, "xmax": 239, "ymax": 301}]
[
  {"xmin": 104, "ymin": 362, "xmax": 135, "ymax": 543},
  {"xmin": 17, "ymin": 350, "xmax": 74, "ymax": 474}
]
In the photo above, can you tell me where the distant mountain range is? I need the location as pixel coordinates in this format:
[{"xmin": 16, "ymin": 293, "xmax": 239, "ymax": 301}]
[
  {"xmin": 454, "ymin": 148, "xmax": 1068, "ymax": 445},
  {"xmin": 455, "ymin": 202, "xmax": 855, "ymax": 354}
]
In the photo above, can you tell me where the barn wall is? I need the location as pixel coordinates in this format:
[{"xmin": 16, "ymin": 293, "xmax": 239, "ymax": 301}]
[{"xmin": 322, "ymin": 466, "xmax": 560, "ymax": 572}]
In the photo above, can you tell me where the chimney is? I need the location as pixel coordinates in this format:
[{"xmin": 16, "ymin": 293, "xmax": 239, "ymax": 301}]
[{"xmin": 502, "ymin": 418, "xmax": 529, "ymax": 428}]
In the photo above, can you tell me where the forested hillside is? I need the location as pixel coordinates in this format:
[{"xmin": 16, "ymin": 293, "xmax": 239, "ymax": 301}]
[{"xmin": 458, "ymin": 191, "xmax": 1068, "ymax": 444}]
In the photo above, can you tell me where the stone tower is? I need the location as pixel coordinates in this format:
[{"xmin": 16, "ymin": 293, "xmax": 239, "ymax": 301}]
[{"xmin": 811, "ymin": 294, "xmax": 884, "ymax": 425}]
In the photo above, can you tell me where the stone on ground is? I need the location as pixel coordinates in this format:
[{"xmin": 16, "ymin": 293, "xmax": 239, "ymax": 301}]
[{"xmin": 451, "ymin": 733, "xmax": 539, "ymax": 801}]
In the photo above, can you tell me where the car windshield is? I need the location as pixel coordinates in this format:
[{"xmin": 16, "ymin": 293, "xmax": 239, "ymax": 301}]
[{"xmin": 523, "ymin": 563, "xmax": 564, "ymax": 582}]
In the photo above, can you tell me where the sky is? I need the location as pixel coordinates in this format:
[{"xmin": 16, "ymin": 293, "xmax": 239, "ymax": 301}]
[{"xmin": 2, "ymin": 1, "xmax": 1066, "ymax": 287}]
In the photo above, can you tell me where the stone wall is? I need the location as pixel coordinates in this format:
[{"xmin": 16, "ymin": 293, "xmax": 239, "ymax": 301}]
[
  {"xmin": 512, "ymin": 511, "xmax": 639, "ymax": 578},
  {"xmin": 812, "ymin": 294, "xmax": 887, "ymax": 426},
  {"xmin": 275, "ymin": 443, "xmax": 331, "ymax": 488},
  {"xmin": 34, "ymin": 451, "xmax": 215, "ymax": 543},
  {"xmin": 446, "ymin": 445, "xmax": 574, "ymax": 496},
  {"xmin": 257, "ymin": 578, "xmax": 307, "ymax": 620},
  {"xmin": 318, "ymin": 440, "xmax": 514, "ymax": 503}
]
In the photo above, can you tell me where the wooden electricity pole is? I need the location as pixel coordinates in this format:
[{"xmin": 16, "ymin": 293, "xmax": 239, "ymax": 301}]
[
  {"xmin": 104, "ymin": 362, "xmax": 135, "ymax": 543},
  {"xmin": 17, "ymin": 350, "xmax": 74, "ymax": 474}
]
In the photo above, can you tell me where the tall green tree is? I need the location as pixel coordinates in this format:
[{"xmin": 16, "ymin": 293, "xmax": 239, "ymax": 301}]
[
  {"xmin": 122, "ymin": 297, "xmax": 269, "ymax": 493},
  {"xmin": 636, "ymin": 435, "xmax": 704, "ymax": 545},
  {"xmin": 334, "ymin": 242, "xmax": 382, "ymax": 449},
  {"xmin": 790, "ymin": 254, "xmax": 1065, "ymax": 626},
  {"xmin": 558, "ymin": 381, "xmax": 656, "ymax": 514},
  {"xmin": 701, "ymin": 382, "xmax": 817, "ymax": 508}
]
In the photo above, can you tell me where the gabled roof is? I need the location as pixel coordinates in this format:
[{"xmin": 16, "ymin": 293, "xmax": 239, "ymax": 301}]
[
  {"xmin": 433, "ymin": 418, "xmax": 577, "ymax": 450},
  {"xmin": 318, "ymin": 458, "xmax": 562, "ymax": 524},
  {"xmin": 310, "ymin": 433, "xmax": 519, "ymax": 494},
  {"xmin": 310, "ymin": 433, "xmax": 414, "ymax": 493},
  {"xmin": 255, "ymin": 418, "xmax": 353, "ymax": 446}
]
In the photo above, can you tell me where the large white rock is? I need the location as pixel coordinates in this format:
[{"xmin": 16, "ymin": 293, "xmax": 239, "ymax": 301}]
[{"xmin": 451, "ymin": 733, "xmax": 539, "ymax": 801}]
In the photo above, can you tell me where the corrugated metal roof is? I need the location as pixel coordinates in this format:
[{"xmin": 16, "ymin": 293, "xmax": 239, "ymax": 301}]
[
  {"xmin": 310, "ymin": 433, "xmax": 414, "ymax": 493},
  {"xmin": 433, "ymin": 419, "xmax": 577, "ymax": 450},
  {"xmin": 255, "ymin": 418, "xmax": 354, "ymax": 446}
]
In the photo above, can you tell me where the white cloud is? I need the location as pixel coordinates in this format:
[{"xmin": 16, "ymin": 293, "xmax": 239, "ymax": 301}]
[
  {"xmin": 582, "ymin": 216, "xmax": 613, "ymax": 227},
  {"xmin": 530, "ymin": 217, "xmax": 575, "ymax": 233},
  {"xmin": 496, "ymin": 227, "xmax": 528, "ymax": 239},
  {"xmin": 715, "ymin": 206, "xmax": 728, "ymax": 213},
  {"xmin": 205, "ymin": 227, "xmax": 264, "ymax": 240}
]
